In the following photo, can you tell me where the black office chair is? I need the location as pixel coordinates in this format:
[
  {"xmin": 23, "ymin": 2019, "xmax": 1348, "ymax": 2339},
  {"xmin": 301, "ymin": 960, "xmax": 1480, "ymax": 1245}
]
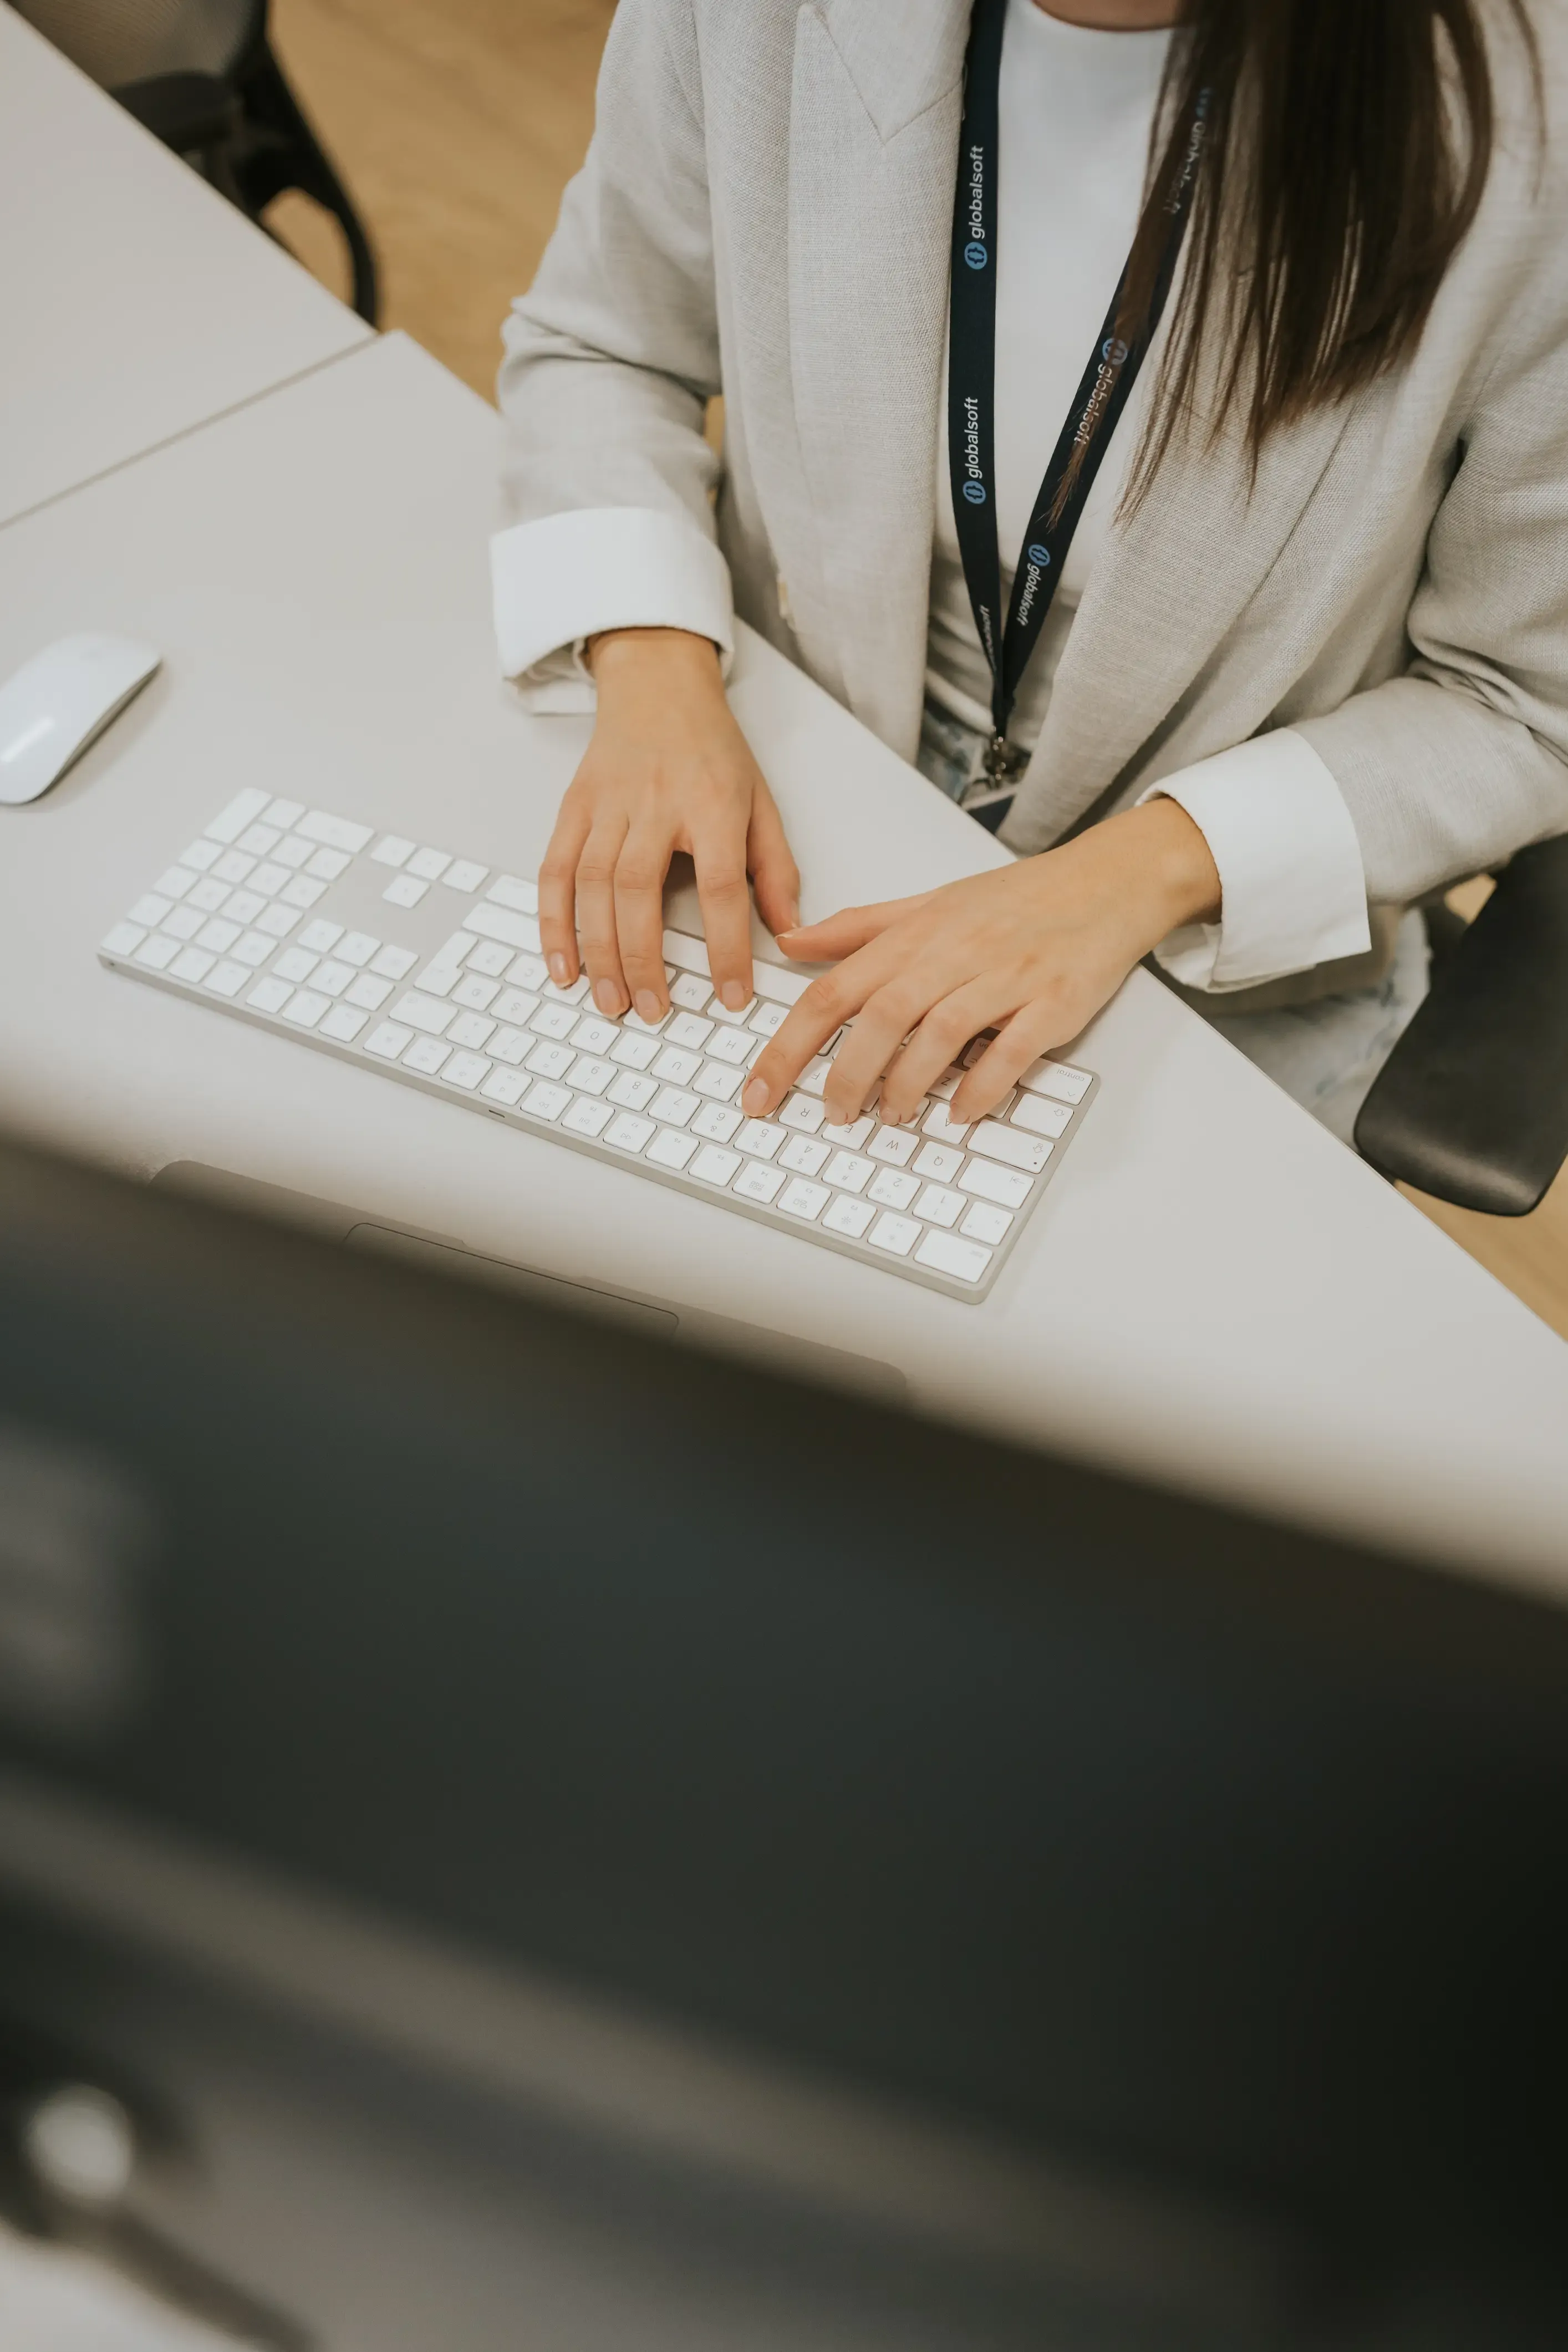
[
  {"xmin": 17, "ymin": 0, "xmax": 379, "ymax": 325},
  {"xmin": 1355, "ymin": 837, "xmax": 1568, "ymax": 1216}
]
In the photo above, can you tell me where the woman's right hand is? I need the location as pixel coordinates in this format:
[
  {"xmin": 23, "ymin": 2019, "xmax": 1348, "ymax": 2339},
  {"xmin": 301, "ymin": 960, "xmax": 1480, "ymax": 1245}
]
[{"xmin": 538, "ymin": 627, "xmax": 801, "ymax": 1022}]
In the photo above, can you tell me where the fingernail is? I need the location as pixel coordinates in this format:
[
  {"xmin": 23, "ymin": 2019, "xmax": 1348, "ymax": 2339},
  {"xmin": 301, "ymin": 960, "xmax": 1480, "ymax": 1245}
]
[
  {"xmin": 634, "ymin": 990, "xmax": 661, "ymax": 1024},
  {"xmin": 593, "ymin": 978, "xmax": 623, "ymax": 1015},
  {"xmin": 548, "ymin": 953, "xmax": 570, "ymax": 986},
  {"xmin": 742, "ymin": 1077, "xmax": 769, "ymax": 1116},
  {"xmin": 720, "ymin": 980, "xmax": 747, "ymax": 1012},
  {"xmin": 788, "ymin": 902, "xmax": 800, "ymax": 929}
]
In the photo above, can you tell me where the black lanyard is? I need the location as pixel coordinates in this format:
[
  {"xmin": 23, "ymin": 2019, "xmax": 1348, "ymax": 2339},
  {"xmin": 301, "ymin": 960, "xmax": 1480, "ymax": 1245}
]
[{"xmin": 947, "ymin": 0, "xmax": 1205, "ymax": 782}]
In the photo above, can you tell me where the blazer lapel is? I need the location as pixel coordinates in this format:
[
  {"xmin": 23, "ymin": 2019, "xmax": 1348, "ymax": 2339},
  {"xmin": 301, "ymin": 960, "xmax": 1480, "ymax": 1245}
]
[
  {"xmin": 1003, "ymin": 389, "xmax": 1362, "ymax": 851},
  {"xmin": 785, "ymin": 1, "xmax": 968, "ymax": 758}
]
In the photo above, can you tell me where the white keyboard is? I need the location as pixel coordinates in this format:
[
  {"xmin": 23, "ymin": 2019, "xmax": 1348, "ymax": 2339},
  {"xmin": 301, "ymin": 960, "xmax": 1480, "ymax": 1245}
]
[{"xmin": 99, "ymin": 790, "xmax": 1098, "ymax": 1301}]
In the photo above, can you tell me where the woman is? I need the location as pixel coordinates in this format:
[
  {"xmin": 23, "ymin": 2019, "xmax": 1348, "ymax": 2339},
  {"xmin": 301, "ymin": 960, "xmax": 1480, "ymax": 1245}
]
[{"xmin": 492, "ymin": 0, "xmax": 1566, "ymax": 1147}]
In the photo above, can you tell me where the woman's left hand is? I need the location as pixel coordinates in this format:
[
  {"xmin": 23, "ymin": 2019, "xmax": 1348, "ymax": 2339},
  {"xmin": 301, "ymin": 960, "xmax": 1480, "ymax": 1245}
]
[{"xmin": 740, "ymin": 798, "xmax": 1221, "ymax": 1132}]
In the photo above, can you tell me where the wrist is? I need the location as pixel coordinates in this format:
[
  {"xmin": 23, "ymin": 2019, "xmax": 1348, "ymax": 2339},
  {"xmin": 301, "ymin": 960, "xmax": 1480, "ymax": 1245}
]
[
  {"xmin": 1119, "ymin": 796, "xmax": 1222, "ymax": 930},
  {"xmin": 587, "ymin": 626, "xmax": 722, "ymax": 695}
]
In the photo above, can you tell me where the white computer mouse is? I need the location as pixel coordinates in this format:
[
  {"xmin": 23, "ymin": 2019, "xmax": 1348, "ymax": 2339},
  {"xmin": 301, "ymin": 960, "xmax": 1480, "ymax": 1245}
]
[{"xmin": 0, "ymin": 632, "xmax": 161, "ymax": 806}]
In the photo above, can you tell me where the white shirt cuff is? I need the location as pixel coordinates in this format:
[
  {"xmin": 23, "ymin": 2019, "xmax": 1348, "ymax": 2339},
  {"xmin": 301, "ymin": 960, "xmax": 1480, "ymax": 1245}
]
[
  {"xmin": 490, "ymin": 506, "xmax": 736, "ymax": 711},
  {"xmin": 1139, "ymin": 730, "xmax": 1372, "ymax": 992}
]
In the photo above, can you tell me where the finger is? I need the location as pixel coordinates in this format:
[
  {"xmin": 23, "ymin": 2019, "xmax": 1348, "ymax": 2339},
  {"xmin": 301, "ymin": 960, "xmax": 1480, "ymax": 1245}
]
[
  {"xmin": 692, "ymin": 825, "xmax": 756, "ymax": 1011},
  {"xmin": 614, "ymin": 824, "xmax": 675, "ymax": 1021},
  {"xmin": 538, "ymin": 799, "xmax": 593, "ymax": 987},
  {"xmin": 740, "ymin": 950, "xmax": 888, "ymax": 1118},
  {"xmin": 878, "ymin": 979, "xmax": 1014, "ymax": 1129},
  {"xmin": 952, "ymin": 997, "xmax": 1077, "ymax": 1126},
  {"xmin": 746, "ymin": 781, "xmax": 801, "ymax": 938},
  {"xmin": 818, "ymin": 971, "xmax": 947, "ymax": 1128},
  {"xmin": 777, "ymin": 892, "xmax": 933, "ymax": 964},
  {"xmin": 574, "ymin": 815, "xmax": 632, "ymax": 1015}
]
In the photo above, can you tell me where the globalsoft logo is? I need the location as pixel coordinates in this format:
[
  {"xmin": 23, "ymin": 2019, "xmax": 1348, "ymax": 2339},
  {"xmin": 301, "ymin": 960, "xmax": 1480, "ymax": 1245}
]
[
  {"xmin": 1026, "ymin": 543, "xmax": 1051, "ymax": 568},
  {"xmin": 1103, "ymin": 337, "xmax": 1129, "ymax": 366},
  {"xmin": 964, "ymin": 242, "xmax": 987, "ymax": 269},
  {"xmin": 963, "ymin": 481, "xmax": 987, "ymax": 504}
]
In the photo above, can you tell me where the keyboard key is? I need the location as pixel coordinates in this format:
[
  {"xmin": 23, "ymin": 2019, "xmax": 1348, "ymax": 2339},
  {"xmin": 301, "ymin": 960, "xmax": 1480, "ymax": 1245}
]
[
  {"xmin": 282, "ymin": 875, "xmax": 327, "ymax": 910},
  {"xmin": 523, "ymin": 1081, "xmax": 571, "ymax": 1122},
  {"xmin": 371, "ymin": 834, "xmax": 415, "ymax": 867},
  {"xmin": 162, "ymin": 904, "xmax": 206, "ymax": 941},
  {"xmin": 530, "ymin": 1001, "xmax": 578, "ymax": 1039},
  {"xmin": 706, "ymin": 994, "xmax": 756, "ymax": 1027},
  {"xmin": 480, "ymin": 1067, "xmax": 531, "ymax": 1107},
  {"xmin": 923, "ymin": 1105, "xmax": 971, "ymax": 1146},
  {"xmin": 454, "ymin": 975, "xmax": 500, "ymax": 1012},
  {"xmin": 466, "ymin": 939, "xmax": 513, "ymax": 978},
  {"xmin": 690, "ymin": 1143, "xmax": 741, "ymax": 1187},
  {"xmin": 779, "ymin": 1134, "xmax": 831, "ymax": 1177},
  {"xmin": 694, "ymin": 1061, "xmax": 745, "ymax": 1102},
  {"xmin": 391, "ymin": 991, "xmax": 456, "ymax": 1037},
  {"xmin": 669, "ymin": 973, "xmax": 712, "ymax": 1011},
  {"xmin": 195, "ymin": 918, "xmax": 243, "ymax": 954},
  {"xmin": 414, "ymin": 963, "xmax": 463, "ymax": 999},
  {"xmin": 824, "ymin": 1193, "xmax": 876, "ymax": 1240},
  {"xmin": 298, "ymin": 811, "xmax": 374, "ymax": 853},
  {"xmin": 648, "ymin": 1126, "xmax": 700, "ymax": 1172},
  {"xmin": 1020, "ymin": 1057, "xmax": 1091, "ymax": 1104},
  {"xmin": 449, "ymin": 1012, "xmax": 497, "ymax": 1051},
  {"xmin": 299, "ymin": 918, "xmax": 345, "ymax": 954},
  {"xmin": 915, "ymin": 1230, "xmax": 993, "ymax": 1284},
  {"xmin": 233, "ymin": 931, "xmax": 274, "ymax": 967},
  {"xmin": 751, "ymin": 962, "xmax": 810, "ymax": 1006},
  {"xmin": 969, "ymin": 1120, "xmax": 1051, "ymax": 1174},
  {"xmin": 610, "ymin": 1030, "xmax": 660, "ymax": 1071},
  {"xmin": 914, "ymin": 1184, "xmax": 964, "ymax": 1228},
  {"xmin": 959, "ymin": 1159, "xmax": 1032, "ymax": 1210},
  {"xmin": 100, "ymin": 922, "xmax": 146, "ymax": 957},
  {"xmin": 205, "ymin": 960, "xmax": 248, "ymax": 997},
  {"xmin": 777, "ymin": 1092, "xmax": 825, "ymax": 1132},
  {"xmin": 273, "ymin": 947, "xmax": 319, "ymax": 985},
  {"xmin": 564, "ymin": 1096, "xmax": 615, "ymax": 1138},
  {"xmin": 205, "ymin": 787, "xmax": 272, "ymax": 843},
  {"xmin": 466, "ymin": 903, "xmax": 540, "ymax": 953},
  {"xmin": 212, "ymin": 850, "xmax": 254, "ymax": 884},
  {"xmin": 403, "ymin": 1036, "xmax": 451, "ymax": 1075},
  {"xmin": 868, "ymin": 1167, "xmax": 919, "ymax": 1211},
  {"xmin": 796, "ymin": 1057, "xmax": 832, "ymax": 1097},
  {"xmin": 443, "ymin": 859, "xmax": 488, "ymax": 892},
  {"xmin": 666, "ymin": 1011, "xmax": 715, "ymax": 1051},
  {"xmin": 273, "ymin": 834, "xmax": 314, "ymax": 870},
  {"xmin": 607, "ymin": 1070, "xmax": 659, "ymax": 1112},
  {"xmin": 1012, "ymin": 1093, "xmax": 1072, "ymax": 1139},
  {"xmin": 218, "ymin": 890, "xmax": 263, "ymax": 926},
  {"xmin": 178, "ymin": 838, "xmax": 222, "ymax": 873},
  {"xmin": 704, "ymin": 1025, "xmax": 756, "ymax": 1065},
  {"xmin": 238, "ymin": 823, "xmax": 282, "ymax": 857},
  {"xmin": 153, "ymin": 866, "xmax": 195, "ymax": 900},
  {"xmin": 571, "ymin": 1014, "xmax": 619, "ymax": 1056},
  {"xmin": 735, "ymin": 1119, "xmax": 784, "ymax": 1160},
  {"xmin": 913, "ymin": 1141, "xmax": 964, "ymax": 1183},
  {"xmin": 364, "ymin": 1020, "xmax": 414, "ymax": 1059},
  {"xmin": 527, "ymin": 1040, "xmax": 575, "ymax": 1080},
  {"xmin": 542, "ymin": 972, "xmax": 592, "ymax": 1005},
  {"xmin": 383, "ymin": 873, "xmax": 428, "ymax": 908},
  {"xmin": 186, "ymin": 876, "xmax": 232, "ymax": 913},
  {"xmin": 262, "ymin": 796, "xmax": 305, "ymax": 829},
  {"xmin": 823, "ymin": 1150, "xmax": 873, "ymax": 1193},
  {"xmin": 242, "ymin": 860, "xmax": 287, "ymax": 895},
  {"xmin": 407, "ymin": 847, "xmax": 451, "ymax": 881},
  {"xmin": 345, "ymin": 973, "xmax": 391, "ymax": 1011},
  {"xmin": 605, "ymin": 1111, "xmax": 656, "ymax": 1154},
  {"xmin": 489, "ymin": 1025, "xmax": 531, "ymax": 1065},
  {"xmin": 652, "ymin": 1044, "xmax": 701, "ymax": 1086},
  {"xmin": 623, "ymin": 1001, "xmax": 671, "ymax": 1034},
  {"xmin": 319, "ymin": 1002, "xmax": 369, "ymax": 1043},
  {"xmin": 749, "ymin": 1001, "xmax": 789, "ymax": 1037},
  {"xmin": 691, "ymin": 1101, "xmax": 743, "ymax": 1143},
  {"xmin": 129, "ymin": 892, "xmax": 172, "ymax": 929},
  {"xmin": 442, "ymin": 1050, "xmax": 491, "ymax": 1091},
  {"xmin": 960, "ymin": 1201, "xmax": 1013, "ymax": 1244},
  {"xmin": 370, "ymin": 944, "xmax": 418, "ymax": 979},
  {"xmin": 868, "ymin": 1211, "xmax": 920, "ymax": 1257},
  {"xmin": 821, "ymin": 1115, "xmax": 875, "ymax": 1149},
  {"xmin": 733, "ymin": 1159, "xmax": 785, "ymax": 1204},
  {"xmin": 247, "ymin": 974, "xmax": 293, "ymax": 1012},
  {"xmin": 569, "ymin": 1056, "xmax": 615, "ymax": 1096},
  {"xmin": 494, "ymin": 987, "xmax": 541, "ymax": 1027},
  {"xmin": 257, "ymin": 904, "xmax": 299, "ymax": 938},
  {"xmin": 169, "ymin": 947, "xmax": 215, "ymax": 984},
  {"xmin": 663, "ymin": 928, "xmax": 710, "ymax": 978},
  {"xmin": 648, "ymin": 1084, "xmax": 699, "ymax": 1126},
  {"xmin": 487, "ymin": 875, "xmax": 538, "ymax": 914},
  {"xmin": 281, "ymin": 989, "xmax": 330, "ymax": 1029},
  {"xmin": 866, "ymin": 1126, "xmax": 918, "ymax": 1167},
  {"xmin": 307, "ymin": 846, "xmax": 352, "ymax": 881},
  {"xmin": 778, "ymin": 1177, "xmax": 829, "ymax": 1221}
]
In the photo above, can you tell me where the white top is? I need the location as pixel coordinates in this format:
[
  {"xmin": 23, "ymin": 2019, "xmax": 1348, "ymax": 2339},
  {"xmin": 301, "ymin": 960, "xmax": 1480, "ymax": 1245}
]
[{"xmin": 488, "ymin": 0, "xmax": 1371, "ymax": 997}]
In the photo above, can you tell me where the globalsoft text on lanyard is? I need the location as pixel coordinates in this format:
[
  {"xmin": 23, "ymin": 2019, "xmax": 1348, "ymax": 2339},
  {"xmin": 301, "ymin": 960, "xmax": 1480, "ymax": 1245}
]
[{"xmin": 946, "ymin": 0, "xmax": 1209, "ymax": 807}]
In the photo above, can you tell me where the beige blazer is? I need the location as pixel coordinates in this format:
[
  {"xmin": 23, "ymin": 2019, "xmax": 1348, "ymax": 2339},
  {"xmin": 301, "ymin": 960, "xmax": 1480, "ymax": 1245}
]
[{"xmin": 498, "ymin": 0, "xmax": 1568, "ymax": 1006}]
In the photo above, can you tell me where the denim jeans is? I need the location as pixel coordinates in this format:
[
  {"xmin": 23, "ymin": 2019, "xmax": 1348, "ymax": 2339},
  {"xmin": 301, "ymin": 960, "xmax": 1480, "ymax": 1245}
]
[{"xmin": 915, "ymin": 698, "xmax": 1429, "ymax": 1146}]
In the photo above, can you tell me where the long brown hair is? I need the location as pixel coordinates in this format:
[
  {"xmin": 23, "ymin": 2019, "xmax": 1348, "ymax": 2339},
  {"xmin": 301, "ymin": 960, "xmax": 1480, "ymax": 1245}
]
[{"xmin": 1119, "ymin": 0, "xmax": 1539, "ymax": 490}]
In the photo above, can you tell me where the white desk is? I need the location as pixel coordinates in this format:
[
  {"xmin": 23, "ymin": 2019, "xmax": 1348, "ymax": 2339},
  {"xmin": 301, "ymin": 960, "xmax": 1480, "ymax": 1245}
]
[
  {"xmin": 0, "ymin": 0, "xmax": 369, "ymax": 530},
  {"xmin": 2, "ymin": 331, "xmax": 1566, "ymax": 1597}
]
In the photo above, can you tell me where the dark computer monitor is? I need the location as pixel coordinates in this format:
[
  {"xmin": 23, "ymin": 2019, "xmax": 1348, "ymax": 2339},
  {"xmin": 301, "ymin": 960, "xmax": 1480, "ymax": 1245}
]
[{"xmin": 0, "ymin": 1134, "xmax": 1564, "ymax": 2351}]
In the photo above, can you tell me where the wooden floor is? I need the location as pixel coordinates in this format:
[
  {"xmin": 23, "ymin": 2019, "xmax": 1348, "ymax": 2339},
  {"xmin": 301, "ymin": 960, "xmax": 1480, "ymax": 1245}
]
[{"xmin": 266, "ymin": 0, "xmax": 1568, "ymax": 1343}]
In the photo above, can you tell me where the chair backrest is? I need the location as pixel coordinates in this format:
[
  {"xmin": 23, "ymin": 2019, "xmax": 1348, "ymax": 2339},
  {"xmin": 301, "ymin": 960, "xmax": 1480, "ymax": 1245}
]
[{"xmin": 13, "ymin": 0, "xmax": 263, "ymax": 88}]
